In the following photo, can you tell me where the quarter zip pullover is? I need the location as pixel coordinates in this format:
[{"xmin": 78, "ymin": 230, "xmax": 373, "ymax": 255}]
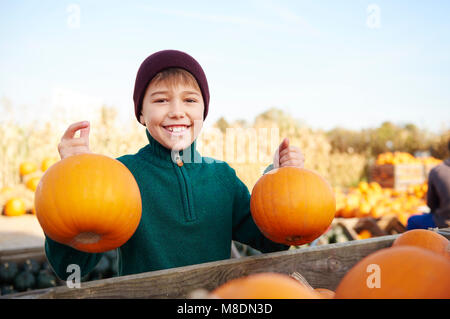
[{"xmin": 44, "ymin": 130, "xmax": 289, "ymax": 280}]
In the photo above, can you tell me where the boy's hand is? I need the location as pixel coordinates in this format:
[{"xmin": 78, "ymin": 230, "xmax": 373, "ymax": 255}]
[
  {"xmin": 273, "ymin": 137, "xmax": 305, "ymax": 169},
  {"xmin": 58, "ymin": 121, "xmax": 92, "ymax": 160}
]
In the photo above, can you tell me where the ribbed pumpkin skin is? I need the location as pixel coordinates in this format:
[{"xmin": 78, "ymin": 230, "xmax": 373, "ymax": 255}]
[
  {"xmin": 34, "ymin": 153, "xmax": 142, "ymax": 253},
  {"xmin": 250, "ymin": 167, "xmax": 335, "ymax": 245},
  {"xmin": 335, "ymin": 246, "xmax": 450, "ymax": 299},
  {"xmin": 392, "ymin": 229, "xmax": 449, "ymax": 258},
  {"xmin": 212, "ymin": 272, "xmax": 322, "ymax": 299}
]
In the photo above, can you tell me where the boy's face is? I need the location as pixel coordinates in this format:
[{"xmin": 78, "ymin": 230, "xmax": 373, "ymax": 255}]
[{"xmin": 140, "ymin": 81, "xmax": 204, "ymax": 152}]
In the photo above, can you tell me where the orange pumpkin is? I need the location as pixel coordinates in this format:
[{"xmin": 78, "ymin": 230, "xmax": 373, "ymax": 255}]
[
  {"xmin": 335, "ymin": 246, "xmax": 450, "ymax": 299},
  {"xmin": 19, "ymin": 161, "xmax": 37, "ymax": 177},
  {"xmin": 396, "ymin": 212, "xmax": 410, "ymax": 227},
  {"xmin": 250, "ymin": 167, "xmax": 335, "ymax": 245},
  {"xmin": 314, "ymin": 288, "xmax": 335, "ymax": 299},
  {"xmin": 370, "ymin": 205, "xmax": 385, "ymax": 219},
  {"xmin": 25, "ymin": 176, "xmax": 41, "ymax": 192},
  {"xmin": 41, "ymin": 157, "xmax": 58, "ymax": 172},
  {"xmin": 212, "ymin": 272, "xmax": 322, "ymax": 299},
  {"xmin": 34, "ymin": 153, "xmax": 142, "ymax": 253},
  {"xmin": 356, "ymin": 201, "xmax": 371, "ymax": 217},
  {"xmin": 3, "ymin": 198, "xmax": 27, "ymax": 217},
  {"xmin": 357, "ymin": 229, "xmax": 372, "ymax": 240},
  {"xmin": 392, "ymin": 229, "xmax": 449, "ymax": 258}
]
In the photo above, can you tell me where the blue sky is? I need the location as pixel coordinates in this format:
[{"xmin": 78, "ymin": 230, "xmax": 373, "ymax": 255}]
[{"xmin": 1, "ymin": 0, "xmax": 449, "ymax": 132}]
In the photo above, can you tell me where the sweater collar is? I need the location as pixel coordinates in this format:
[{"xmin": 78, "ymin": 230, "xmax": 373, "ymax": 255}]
[{"xmin": 144, "ymin": 129, "xmax": 201, "ymax": 166}]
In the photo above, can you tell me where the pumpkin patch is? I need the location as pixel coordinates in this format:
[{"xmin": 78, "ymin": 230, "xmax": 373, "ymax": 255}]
[
  {"xmin": 376, "ymin": 152, "xmax": 442, "ymax": 165},
  {"xmin": 334, "ymin": 180, "xmax": 429, "ymax": 225},
  {"xmin": 0, "ymin": 132, "xmax": 448, "ymax": 298}
]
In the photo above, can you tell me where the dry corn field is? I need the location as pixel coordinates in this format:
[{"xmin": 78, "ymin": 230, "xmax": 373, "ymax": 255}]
[{"xmin": 1, "ymin": 105, "xmax": 367, "ymax": 213}]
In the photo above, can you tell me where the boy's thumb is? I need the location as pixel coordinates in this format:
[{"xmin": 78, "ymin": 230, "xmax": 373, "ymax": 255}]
[
  {"xmin": 279, "ymin": 137, "xmax": 289, "ymax": 152},
  {"xmin": 273, "ymin": 137, "xmax": 289, "ymax": 169},
  {"xmin": 80, "ymin": 125, "xmax": 90, "ymax": 140}
]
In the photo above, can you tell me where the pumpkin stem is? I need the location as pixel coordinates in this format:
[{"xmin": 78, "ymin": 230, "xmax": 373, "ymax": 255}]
[
  {"xmin": 285, "ymin": 235, "xmax": 303, "ymax": 243},
  {"xmin": 290, "ymin": 271, "xmax": 314, "ymax": 290},
  {"xmin": 73, "ymin": 232, "xmax": 101, "ymax": 244}
]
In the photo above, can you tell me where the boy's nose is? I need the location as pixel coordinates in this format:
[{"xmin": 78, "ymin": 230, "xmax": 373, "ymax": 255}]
[{"xmin": 168, "ymin": 100, "xmax": 185, "ymax": 118}]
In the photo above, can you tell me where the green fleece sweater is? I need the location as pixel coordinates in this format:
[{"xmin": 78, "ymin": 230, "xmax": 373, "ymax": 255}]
[{"xmin": 45, "ymin": 130, "xmax": 288, "ymax": 280}]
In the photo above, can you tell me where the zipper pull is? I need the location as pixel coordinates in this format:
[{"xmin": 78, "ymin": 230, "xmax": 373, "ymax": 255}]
[{"xmin": 174, "ymin": 152, "xmax": 184, "ymax": 167}]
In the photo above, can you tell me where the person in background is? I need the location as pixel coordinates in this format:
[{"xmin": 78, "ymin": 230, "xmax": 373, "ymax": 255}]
[{"xmin": 407, "ymin": 139, "xmax": 450, "ymax": 230}]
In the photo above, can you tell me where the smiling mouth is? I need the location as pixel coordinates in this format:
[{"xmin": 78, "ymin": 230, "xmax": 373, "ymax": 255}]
[{"xmin": 162, "ymin": 125, "xmax": 192, "ymax": 134}]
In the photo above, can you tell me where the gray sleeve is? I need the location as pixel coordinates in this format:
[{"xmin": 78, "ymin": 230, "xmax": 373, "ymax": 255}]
[{"xmin": 426, "ymin": 174, "xmax": 440, "ymax": 211}]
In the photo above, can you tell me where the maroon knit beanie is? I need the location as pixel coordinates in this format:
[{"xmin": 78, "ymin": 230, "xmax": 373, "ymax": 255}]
[{"xmin": 133, "ymin": 50, "xmax": 210, "ymax": 124}]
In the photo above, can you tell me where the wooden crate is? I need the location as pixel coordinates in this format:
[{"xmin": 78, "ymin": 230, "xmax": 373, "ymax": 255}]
[
  {"xmin": 370, "ymin": 164, "xmax": 425, "ymax": 190},
  {"xmin": 335, "ymin": 216, "xmax": 406, "ymax": 240},
  {"xmin": 3, "ymin": 228, "xmax": 449, "ymax": 299},
  {"xmin": 0, "ymin": 246, "xmax": 46, "ymax": 265}
]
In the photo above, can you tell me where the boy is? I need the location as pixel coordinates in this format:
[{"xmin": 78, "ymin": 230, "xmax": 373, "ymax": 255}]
[{"xmin": 48, "ymin": 50, "xmax": 305, "ymax": 280}]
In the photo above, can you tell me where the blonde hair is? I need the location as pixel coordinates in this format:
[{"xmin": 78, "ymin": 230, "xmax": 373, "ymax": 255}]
[{"xmin": 149, "ymin": 67, "xmax": 201, "ymax": 93}]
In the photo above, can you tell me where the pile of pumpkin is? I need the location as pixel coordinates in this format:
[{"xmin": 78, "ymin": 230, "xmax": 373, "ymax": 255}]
[
  {"xmin": 334, "ymin": 180, "xmax": 428, "ymax": 226},
  {"xmin": 198, "ymin": 229, "xmax": 450, "ymax": 299},
  {"xmin": 375, "ymin": 151, "xmax": 442, "ymax": 166},
  {"xmin": 0, "ymin": 157, "xmax": 58, "ymax": 217},
  {"xmin": 0, "ymin": 250, "xmax": 119, "ymax": 296},
  {"xmin": 7, "ymin": 153, "xmax": 447, "ymax": 299}
]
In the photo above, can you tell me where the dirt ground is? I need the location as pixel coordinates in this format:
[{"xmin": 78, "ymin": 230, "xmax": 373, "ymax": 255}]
[{"xmin": 0, "ymin": 215, "xmax": 45, "ymax": 251}]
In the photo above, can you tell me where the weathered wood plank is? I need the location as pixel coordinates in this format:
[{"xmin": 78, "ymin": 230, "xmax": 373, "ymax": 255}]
[
  {"xmin": 5, "ymin": 234, "xmax": 400, "ymax": 299},
  {"xmin": 437, "ymin": 227, "xmax": 450, "ymax": 237},
  {"xmin": 3, "ymin": 227, "xmax": 449, "ymax": 299},
  {"xmin": 370, "ymin": 163, "xmax": 426, "ymax": 190},
  {"xmin": 0, "ymin": 246, "xmax": 46, "ymax": 264}
]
